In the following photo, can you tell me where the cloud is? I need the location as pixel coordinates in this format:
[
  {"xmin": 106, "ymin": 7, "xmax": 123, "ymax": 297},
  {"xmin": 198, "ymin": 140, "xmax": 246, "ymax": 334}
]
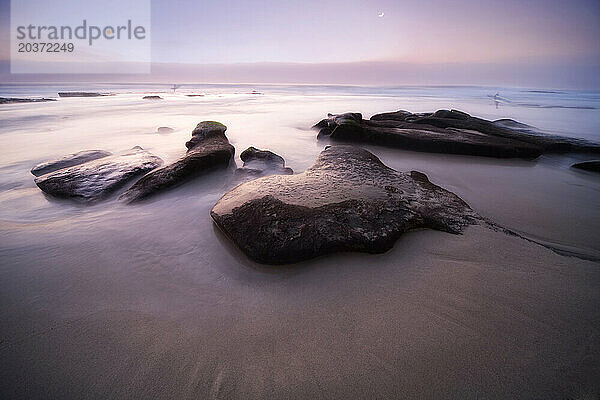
[{"xmin": 1, "ymin": 59, "xmax": 598, "ymax": 89}]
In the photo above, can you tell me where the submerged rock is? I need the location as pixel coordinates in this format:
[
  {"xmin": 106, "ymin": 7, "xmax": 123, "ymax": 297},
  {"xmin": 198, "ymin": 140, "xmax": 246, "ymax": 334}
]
[
  {"xmin": 121, "ymin": 121, "xmax": 235, "ymax": 202},
  {"xmin": 58, "ymin": 92, "xmax": 106, "ymax": 97},
  {"xmin": 571, "ymin": 160, "xmax": 600, "ymax": 173},
  {"xmin": 0, "ymin": 97, "xmax": 57, "ymax": 104},
  {"xmin": 235, "ymin": 147, "xmax": 293, "ymax": 179},
  {"xmin": 31, "ymin": 150, "xmax": 112, "ymax": 176},
  {"xmin": 34, "ymin": 147, "xmax": 163, "ymax": 203},
  {"xmin": 211, "ymin": 145, "xmax": 481, "ymax": 264},
  {"xmin": 157, "ymin": 127, "xmax": 174, "ymax": 134},
  {"xmin": 314, "ymin": 110, "xmax": 600, "ymax": 158}
]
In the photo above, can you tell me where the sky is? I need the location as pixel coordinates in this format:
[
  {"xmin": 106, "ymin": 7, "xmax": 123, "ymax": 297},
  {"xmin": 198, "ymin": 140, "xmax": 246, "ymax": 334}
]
[
  {"xmin": 148, "ymin": 0, "xmax": 600, "ymax": 64},
  {"xmin": 1, "ymin": 0, "xmax": 599, "ymax": 88}
]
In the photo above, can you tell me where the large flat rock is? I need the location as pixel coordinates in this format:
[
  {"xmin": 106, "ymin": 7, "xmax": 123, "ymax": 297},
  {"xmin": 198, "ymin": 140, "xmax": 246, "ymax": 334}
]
[
  {"xmin": 121, "ymin": 121, "xmax": 235, "ymax": 202},
  {"xmin": 34, "ymin": 147, "xmax": 163, "ymax": 203},
  {"xmin": 314, "ymin": 110, "xmax": 600, "ymax": 158},
  {"xmin": 211, "ymin": 145, "xmax": 481, "ymax": 264}
]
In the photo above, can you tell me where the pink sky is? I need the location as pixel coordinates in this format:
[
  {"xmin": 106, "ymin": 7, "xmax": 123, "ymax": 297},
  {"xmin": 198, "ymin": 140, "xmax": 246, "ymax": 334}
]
[{"xmin": 1, "ymin": 0, "xmax": 599, "ymax": 88}]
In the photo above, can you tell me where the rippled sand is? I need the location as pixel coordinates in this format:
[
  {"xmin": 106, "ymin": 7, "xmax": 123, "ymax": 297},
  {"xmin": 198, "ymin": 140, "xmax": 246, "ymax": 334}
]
[{"xmin": 2, "ymin": 224, "xmax": 598, "ymax": 399}]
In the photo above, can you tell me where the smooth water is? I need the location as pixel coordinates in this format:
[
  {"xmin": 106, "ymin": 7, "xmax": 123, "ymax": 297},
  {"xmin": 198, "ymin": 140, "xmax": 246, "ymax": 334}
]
[{"xmin": 1, "ymin": 83, "xmax": 598, "ymax": 247}]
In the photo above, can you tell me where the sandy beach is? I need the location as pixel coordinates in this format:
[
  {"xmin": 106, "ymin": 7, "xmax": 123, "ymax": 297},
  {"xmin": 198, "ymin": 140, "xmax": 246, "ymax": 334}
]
[
  {"xmin": 2, "ymin": 225, "xmax": 599, "ymax": 398},
  {"xmin": 0, "ymin": 85, "xmax": 599, "ymax": 398}
]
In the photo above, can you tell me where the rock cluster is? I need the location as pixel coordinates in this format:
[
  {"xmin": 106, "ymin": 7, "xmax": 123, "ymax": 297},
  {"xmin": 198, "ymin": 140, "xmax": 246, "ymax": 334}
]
[
  {"xmin": 314, "ymin": 110, "xmax": 600, "ymax": 158},
  {"xmin": 31, "ymin": 109, "xmax": 598, "ymax": 264}
]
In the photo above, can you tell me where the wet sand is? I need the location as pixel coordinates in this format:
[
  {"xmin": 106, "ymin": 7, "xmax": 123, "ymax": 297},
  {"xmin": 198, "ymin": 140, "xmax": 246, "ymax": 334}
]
[{"xmin": 1, "ymin": 225, "xmax": 599, "ymax": 399}]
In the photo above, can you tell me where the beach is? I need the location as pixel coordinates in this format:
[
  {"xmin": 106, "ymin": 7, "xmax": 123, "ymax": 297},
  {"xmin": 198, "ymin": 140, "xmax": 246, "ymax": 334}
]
[{"xmin": 1, "ymin": 84, "xmax": 599, "ymax": 398}]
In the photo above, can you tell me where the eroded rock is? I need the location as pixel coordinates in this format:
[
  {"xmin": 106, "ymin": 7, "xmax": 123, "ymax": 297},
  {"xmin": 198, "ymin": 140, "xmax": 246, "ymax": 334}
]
[
  {"xmin": 235, "ymin": 147, "xmax": 293, "ymax": 179},
  {"xmin": 34, "ymin": 147, "xmax": 163, "ymax": 203},
  {"xmin": 121, "ymin": 121, "xmax": 235, "ymax": 202},
  {"xmin": 314, "ymin": 110, "xmax": 600, "ymax": 158},
  {"xmin": 31, "ymin": 150, "xmax": 112, "ymax": 176},
  {"xmin": 211, "ymin": 145, "xmax": 481, "ymax": 264}
]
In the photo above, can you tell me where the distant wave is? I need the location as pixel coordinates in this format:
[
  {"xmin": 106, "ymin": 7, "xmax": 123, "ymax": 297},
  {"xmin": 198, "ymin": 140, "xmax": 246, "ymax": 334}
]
[
  {"xmin": 515, "ymin": 103, "xmax": 596, "ymax": 110},
  {"xmin": 523, "ymin": 90, "xmax": 566, "ymax": 94},
  {"xmin": 487, "ymin": 95, "xmax": 596, "ymax": 110}
]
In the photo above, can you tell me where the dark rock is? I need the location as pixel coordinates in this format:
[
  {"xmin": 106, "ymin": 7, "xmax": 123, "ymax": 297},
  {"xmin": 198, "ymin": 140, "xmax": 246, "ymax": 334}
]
[
  {"xmin": 0, "ymin": 97, "xmax": 57, "ymax": 104},
  {"xmin": 211, "ymin": 145, "xmax": 481, "ymax": 264},
  {"xmin": 315, "ymin": 110, "xmax": 600, "ymax": 158},
  {"xmin": 235, "ymin": 147, "xmax": 293, "ymax": 179},
  {"xmin": 34, "ymin": 147, "xmax": 163, "ymax": 203},
  {"xmin": 492, "ymin": 118, "xmax": 536, "ymax": 131},
  {"xmin": 185, "ymin": 94, "xmax": 204, "ymax": 97},
  {"xmin": 31, "ymin": 150, "xmax": 112, "ymax": 176},
  {"xmin": 121, "ymin": 121, "xmax": 235, "ymax": 203},
  {"xmin": 157, "ymin": 127, "xmax": 174, "ymax": 134},
  {"xmin": 571, "ymin": 160, "xmax": 600, "ymax": 173},
  {"xmin": 432, "ymin": 109, "xmax": 471, "ymax": 120},
  {"xmin": 58, "ymin": 92, "xmax": 106, "ymax": 97},
  {"xmin": 376, "ymin": 109, "xmax": 600, "ymax": 154},
  {"xmin": 143, "ymin": 96, "xmax": 162, "ymax": 100}
]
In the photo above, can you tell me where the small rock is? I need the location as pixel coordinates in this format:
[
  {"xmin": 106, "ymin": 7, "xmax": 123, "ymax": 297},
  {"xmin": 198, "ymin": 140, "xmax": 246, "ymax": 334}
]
[
  {"xmin": 143, "ymin": 96, "xmax": 162, "ymax": 100},
  {"xmin": 157, "ymin": 127, "xmax": 174, "ymax": 134},
  {"xmin": 235, "ymin": 147, "xmax": 293, "ymax": 179}
]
